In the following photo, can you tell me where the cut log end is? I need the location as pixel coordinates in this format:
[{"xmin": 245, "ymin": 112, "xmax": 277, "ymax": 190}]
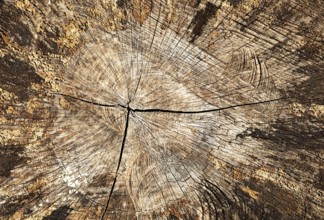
[{"xmin": 0, "ymin": 0, "xmax": 323, "ymax": 219}]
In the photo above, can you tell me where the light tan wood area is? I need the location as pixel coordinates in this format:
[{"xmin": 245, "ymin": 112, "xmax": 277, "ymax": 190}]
[{"xmin": 0, "ymin": 0, "xmax": 323, "ymax": 219}]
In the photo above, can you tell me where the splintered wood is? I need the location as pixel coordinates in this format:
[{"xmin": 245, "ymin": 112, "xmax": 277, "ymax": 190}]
[{"xmin": 0, "ymin": 0, "xmax": 323, "ymax": 219}]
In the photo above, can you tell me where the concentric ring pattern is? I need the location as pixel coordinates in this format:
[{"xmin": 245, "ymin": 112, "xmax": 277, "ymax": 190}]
[{"xmin": 0, "ymin": 0, "xmax": 323, "ymax": 219}]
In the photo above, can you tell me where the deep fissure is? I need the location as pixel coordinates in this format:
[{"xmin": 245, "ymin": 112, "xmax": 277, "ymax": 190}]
[
  {"xmin": 100, "ymin": 109, "xmax": 130, "ymax": 220},
  {"xmin": 56, "ymin": 92, "xmax": 285, "ymax": 219},
  {"xmin": 55, "ymin": 93, "xmax": 285, "ymax": 114}
]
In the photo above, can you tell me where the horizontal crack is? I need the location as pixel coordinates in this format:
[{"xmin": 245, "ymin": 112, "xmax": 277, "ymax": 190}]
[
  {"xmin": 52, "ymin": 93, "xmax": 284, "ymax": 218},
  {"xmin": 52, "ymin": 93, "xmax": 285, "ymax": 114},
  {"xmin": 132, "ymin": 97, "xmax": 285, "ymax": 114}
]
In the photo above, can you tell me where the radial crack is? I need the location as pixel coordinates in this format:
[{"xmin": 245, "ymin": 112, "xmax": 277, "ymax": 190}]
[
  {"xmin": 52, "ymin": 93, "xmax": 125, "ymax": 108},
  {"xmin": 133, "ymin": 97, "xmax": 285, "ymax": 114},
  {"xmin": 100, "ymin": 109, "xmax": 131, "ymax": 220},
  {"xmin": 54, "ymin": 92, "xmax": 285, "ymax": 114}
]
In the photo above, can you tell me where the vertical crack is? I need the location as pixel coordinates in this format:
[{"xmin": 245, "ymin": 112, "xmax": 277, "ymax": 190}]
[{"xmin": 100, "ymin": 109, "xmax": 131, "ymax": 220}]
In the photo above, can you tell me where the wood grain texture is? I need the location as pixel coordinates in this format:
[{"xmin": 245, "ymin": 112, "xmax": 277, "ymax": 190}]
[{"xmin": 0, "ymin": 0, "xmax": 323, "ymax": 219}]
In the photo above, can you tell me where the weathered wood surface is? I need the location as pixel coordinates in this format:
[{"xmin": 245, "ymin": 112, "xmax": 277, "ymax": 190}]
[{"xmin": 0, "ymin": 0, "xmax": 323, "ymax": 219}]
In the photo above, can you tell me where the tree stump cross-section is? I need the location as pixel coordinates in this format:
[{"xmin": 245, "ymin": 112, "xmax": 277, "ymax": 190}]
[{"xmin": 0, "ymin": 0, "xmax": 323, "ymax": 219}]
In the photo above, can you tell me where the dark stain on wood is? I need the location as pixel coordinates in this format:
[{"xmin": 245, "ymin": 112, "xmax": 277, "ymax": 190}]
[
  {"xmin": 269, "ymin": 26, "xmax": 323, "ymax": 104},
  {"xmin": 116, "ymin": 0, "xmax": 127, "ymax": 8},
  {"xmin": 42, "ymin": 205, "xmax": 73, "ymax": 220},
  {"xmin": 236, "ymin": 180, "xmax": 301, "ymax": 219},
  {"xmin": 149, "ymin": 199, "xmax": 197, "ymax": 219},
  {"xmin": 78, "ymin": 194, "xmax": 90, "ymax": 206},
  {"xmin": 0, "ymin": 54, "xmax": 43, "ymax": 101},
  {"xmin": 297, "ymin": 42, "xmax": 322, "ymax": 62},
  {"xmin": 301, "ymin": 57, "xmax": 323, "ymax": 103},
  {"xmin": 189, "ymin": 2, "xmax": 219, "ymax": 43},
  {"xmin": 271, "ymin": 3, "xmax": 295, "ymax": 27},
  {"xmin": 237, "ymin": 118, "xmax": 324, "ymax": 151},
  {"xmin": 0, "ymin": 193, "xmax": 35, "ymax": 217},
  {"xmin": 0, "ymin": 196, "xmax": 24, "ymax": 216},
  {"xmin": 37, "ymin": 27, "xmax": 61, "ymax": 55},
  {"xmin": 106, "ymin": 191, "xmax": 136, "ymax": 213},
  {"xmin": 90, "ymin": 173, "xmax": 114, "ymax": 187},
  {"xmin": 24, "ymin": 207, "xmax": 33, "ymax": 215},
  {"xmin": 0, "ymin": 145, "xmax": 29, "ymax": 178},
  {"xmin": 268, "ymin": 155, "xmax": 315, "ymax": 173},
  {"xmin": 0, "ymin": 32, "xmax": 5, "ymax": 48},
  {"xmin": 287, "ymin": 63, "xmax": 324, "ymax": 105},
  {"xmin": 298, "ymin": 16, "xmax": 322, "ymax": 38},
  {"xmin": 289, "ymin": 79, "xmax": 324, "ymax": 104},
  {"xmin": 238, "ymin": 1, "xmax": 271, "ymax": 32},
  {"xmin": 228, "ymin": 0, "xmax": 242, "ymax": 7},
  {"xmin": 315, "ymin": 169, "xmax": 324, "ymax": 191},
  {"xmin": 189, "ymin": 0, "xmax": 201, "ymax": 8},
  {"xmin": 167, "ymin": 213, "xmax": 179, "ymax": 220},
  {"xmin": 0, "ymin": 3, "xmax": 33, "ymax": 47}
]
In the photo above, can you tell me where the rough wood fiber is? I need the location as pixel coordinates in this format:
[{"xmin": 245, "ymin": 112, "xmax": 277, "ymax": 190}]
[{"xmin": 0, "ymin": 0, "xmax": 323, "ymax": 219}]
